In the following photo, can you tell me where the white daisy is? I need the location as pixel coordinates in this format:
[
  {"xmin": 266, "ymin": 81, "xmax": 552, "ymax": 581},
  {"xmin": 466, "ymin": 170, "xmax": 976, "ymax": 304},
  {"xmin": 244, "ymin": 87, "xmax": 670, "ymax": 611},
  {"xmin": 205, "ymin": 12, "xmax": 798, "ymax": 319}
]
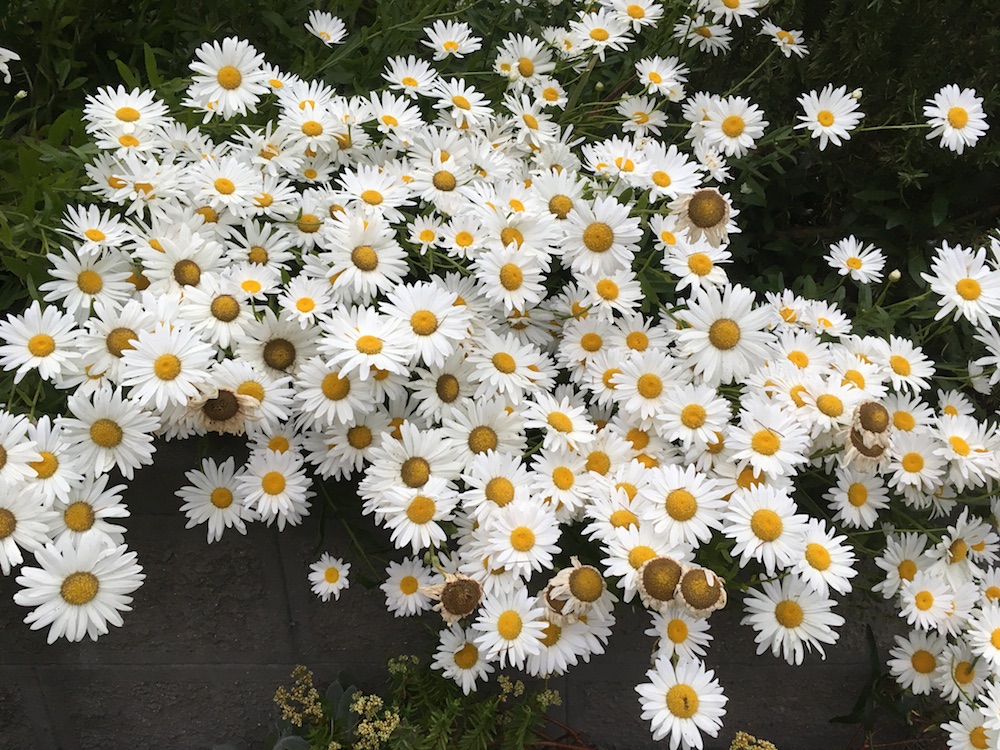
[
  {"xmin": 741, "ymin": 576, "xmax": 844, "ymax": 665},
  {"xmin": 471, "ymin": 587, "xmax": 547, "ymax": 669},
  {"xmin": 635, "ymin": 655, "xmax": 728, "ymax": 748},
  {"xmin": 795, "ymin": 85, "xmax": 865, "ymax": 151},
  {"xmin": 924, "ymin": 84, "xmax": 989, "ymax": 155},
  {"xmin": 176, "ymin": 456, "xmax": 255, "ymax": 543},
  {"xmin": 309, "ymin": 553, "xmax": 350, "ymax": 602}
]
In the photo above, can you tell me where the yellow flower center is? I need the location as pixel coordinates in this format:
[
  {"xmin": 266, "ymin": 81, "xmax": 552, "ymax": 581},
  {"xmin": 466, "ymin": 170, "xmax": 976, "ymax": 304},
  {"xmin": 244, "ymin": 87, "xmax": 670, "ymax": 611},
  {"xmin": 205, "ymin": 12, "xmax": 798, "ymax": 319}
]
[
  {"xmin": 399, "ymin": 575, "xmax": 419, "ymax": 595},
  {"xmin": 485, "ymin": 477, "xmax": 515, "ymax": 507},
  {"xmin": 492, "ymin": 352, "xmax": 516, "ymax": 374},
  {"xmin": 609, "ymin": 509, "xmax": 638, "ymax": 528},
  {"xmin": 76, "ymin": 269, "xmax": 104, "ymax": 294},
  {"xmin": 805, "ymin": 543, "xmax": 832, "ymax": 571},
  {"xmin": 319, "ymin": 372, "xmax": 350, "ymax": 401},
  {"xmin": 325, "ymin": 567, "xmax": 340, "ymax": 583},
  {"xmin": 949, "ymin": 435, "xmax": 970, "ymax": 457},
  {"xmin": 467, "ymin": 426, "xmax": 498, "ymax": 454},
  {"xmin": 628, "ymin": 545, "xmax": 657, "ymax": 570},
  {"xmin": 510, "ymin": 526, "xmax": 535, "ymax": 552},
  {"xmin": 499, "ymin": 263, "xmax": 523, "ymax": 291},
  {"xmin": 637, "ymin": 373, "xmax": 663, "ymax": 399},
  {"xmin": 453, "ymin": 642, "xmax": 478, "ymax": 669},
  {"xmin": 452, "ymin": 95, "xmax": 471, "ymax": 111},
  {"xmin": 497, "ymin": 610, "xmax": 523, "ymax": 640},
  {"xmin": 406, "ymin": 495, "xmax": 435, "ymax": 524},
  {"xmin": 0, "ymin": 508, "xmax": 14, "ymax": 538},
  {"xmin": 455, "ymin": 231, "xmax": 474, "ymax": 248},
  {"xmin": 64, "ymin": 501, "xmax": 96, "ymax": 531},
  {"xmin": 956, "ymin": 277, "xmax": 982, "ymax": 300},
  {"xmin": 261, "ymin": 471, "xmax": 286, "ymax": 495},
  {"xmin": 680, "ymin": 404, "xmax": 706, "ymax": 429},
  {"xmin": 847, "ymin": 483, "xmax": 868, "ymax": 507},
  {"xmin": 596, "ymin": 279, "xmax": 619, "ymax": 300},
  {"xmin": 548, "ymin": 195, "xmax": 573, "ymax": 219},
  {"xmin": 268, "ymin": 436, "xmax": 290, "ymax": 453},
  {"xmin": 893, "ymin": 411, "xmax": 915, "ymax": 431},
  {"xmin": 355, "ymin": 335, "xmax": 383, "ymax": 355},
  {"xmin": 947, "ymin": 106, "xmax": 969, "ymax": 129},
  {"xmin": 666, "ymin": 684, "xmax": 699, "ymax": 719},
  {"xmin": 61, "ymin": 571, "xmax": 99, "ymax": 605},
  {"xmin": 897, "ymin": 559, "xmax": 917, "ymax": 581},
  {"xmin": 910, "ymin": 649, "xmax": 936, "ymax": 674},
  {"xmin": 90, "ymin": 418, "xmax": 123, "ymax": 448},
  {"xmin": 707, "ymin": 318, "xmax": 740, "ymax": 350},
  {"xmin": 816, "ymin": 394, "xmax": 844, "ymax": 417},
  {"xmin": 665, "ymin": 489, "xmax": 697, "ymax": 521},
  {"xmin": 547, "ymin": 412, "xmax": 574, "ymax": 433},
  {"xmin": 214, "ymin": 177, "xmax": 235, "ymax": 195},
  {"xmin": 400, "ymin": 457, "xmax": 430, "ymax": 488},
  {"xmin": 687, "ymin": 190, "xmax": 728, "ymax": 228},
  {"xmin": 750, "ymin": 509, "xmax": 783, "ymax": 542},
  {"xmin": 687, "ymin": 253, "xmax": 713, "ymax": 276},
  {"xmin": 209, "ymin": 487, "xmax": 233, "ymax": 509},
  {"xmin": 901, "ymin": 452, "xmax": 924, "ymax": 473},
  {"xmin": 216, "ymin": 65, "xmax": 242, "ymax": 90},
  {"xmin": 970, "ymin": 727, "xmax": 990, "ymax": 750},
  {"xmin": 775, "ymin": 600, "xmax": 803, "ymax": 628},
  {"xmin": 950, "ymin": 539, "xmax": 968, "ymax": 563},
  {"xmin": 589, "ymin": 28, "xmax": 610, "ymax": 42},
  {"xmin": 626, "ymin": 331, "xmax": 648, "ymax": 351},
  {"xmin": 721, "ymin": 115, "xmax": 745, "ymax": 138},
  {"xmin": 817, "ymin": 110, "xmax": 835, "ymax": 127},
  {"xmin": 914, "ymin": 591, "xmax": 934, "ymax": 610},
  {"xmin": 29, "ymin": 451, "xmax": 59, "ymax": 479},
  {"xmin": 889, "ymin": 355, "xmax": 911, "ymax": 376},
  {"xmin": 360, "ymin": 189, "xmax": 383, "ymax": 206},
  {"xmin": 751, "ymin": 429, "xmax": 780, "ymax": 456},
  {"xmin": 582, "ymin": 222, "xmax": 614, "ymax": 253},
  {"xmin": 27, "ymin": 334, "xmax": 56, "ymax": 358},
  {"xmin": 153, "ymin": 353, "xmax": 182, "ymax": 381}
]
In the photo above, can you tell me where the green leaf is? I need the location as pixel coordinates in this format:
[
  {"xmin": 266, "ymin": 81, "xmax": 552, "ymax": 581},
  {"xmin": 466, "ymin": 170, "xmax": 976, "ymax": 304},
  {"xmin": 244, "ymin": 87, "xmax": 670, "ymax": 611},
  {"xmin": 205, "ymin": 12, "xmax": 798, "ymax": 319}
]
[
  {"xmin": 115, "ymin": 59, "xmax": 140, "ymax": 88},
  {"xmin": 143, "ymin": 44, "xmax": 160, "ymax": 88}
]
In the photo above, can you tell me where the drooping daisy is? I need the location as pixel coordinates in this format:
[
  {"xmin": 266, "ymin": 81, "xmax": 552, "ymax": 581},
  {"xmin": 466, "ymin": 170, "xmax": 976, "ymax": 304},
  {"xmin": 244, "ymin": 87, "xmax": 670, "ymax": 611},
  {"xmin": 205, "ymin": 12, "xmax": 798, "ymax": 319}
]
[
  {"xmin": 635, "ymin": 655, "xmax": 728, "ymax": 749},
  {"xmin": 308, "ymin": 553, "xmax": 350, "ymax": 602},
  {"xmin": 741, "ymin": 575, "xmax": 844, "ymax": 665},
  {"xmin": 924, "ymin": 84, "xmax": 989, "ymax": 155},
  {"xmin": 14, "ymin": 534, "xmax": 144, "ymax": 643},
  {"xmin": 759, "ymin": 21, "xmax": 808, "ymax": 57},
  {"xmin": 602, "ymin": 524, "xmax": 692, "ymax": 603}
]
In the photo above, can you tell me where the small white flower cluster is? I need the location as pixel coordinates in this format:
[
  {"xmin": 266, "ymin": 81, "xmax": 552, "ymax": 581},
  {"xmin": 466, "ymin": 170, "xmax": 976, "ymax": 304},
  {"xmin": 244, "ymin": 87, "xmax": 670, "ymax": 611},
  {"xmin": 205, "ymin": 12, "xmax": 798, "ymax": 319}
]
[{"xmin": 0, "ymin": 2, "xmax": 996, "ymax": 747}]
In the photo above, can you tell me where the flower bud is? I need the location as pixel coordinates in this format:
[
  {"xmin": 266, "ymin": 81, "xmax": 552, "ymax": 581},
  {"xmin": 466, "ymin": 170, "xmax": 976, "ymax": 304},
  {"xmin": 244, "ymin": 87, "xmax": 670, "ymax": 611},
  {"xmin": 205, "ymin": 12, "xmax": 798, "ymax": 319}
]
[
  {"xmin": 888, "ymin": 269, "xmax": 901, "ymax": 282},
  {"xmin": 14, "ymin": 90, "xmax": 27, "ymax": 100}
]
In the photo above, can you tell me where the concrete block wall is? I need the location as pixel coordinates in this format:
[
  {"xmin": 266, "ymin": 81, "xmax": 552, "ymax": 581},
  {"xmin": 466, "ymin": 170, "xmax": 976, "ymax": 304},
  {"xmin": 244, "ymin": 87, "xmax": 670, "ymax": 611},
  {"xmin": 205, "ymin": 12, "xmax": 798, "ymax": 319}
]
[{"xmin": 1, "ymin": 438, "xmax": 912, "ymax": 749}]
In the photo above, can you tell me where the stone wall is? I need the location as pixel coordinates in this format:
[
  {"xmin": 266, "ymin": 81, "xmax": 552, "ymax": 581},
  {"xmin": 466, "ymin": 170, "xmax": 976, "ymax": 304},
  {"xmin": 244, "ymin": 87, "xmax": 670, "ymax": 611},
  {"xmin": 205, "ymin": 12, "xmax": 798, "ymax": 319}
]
[{"xmin": 1, "ymin": 438, "xmax": 908, "ymax": 750}]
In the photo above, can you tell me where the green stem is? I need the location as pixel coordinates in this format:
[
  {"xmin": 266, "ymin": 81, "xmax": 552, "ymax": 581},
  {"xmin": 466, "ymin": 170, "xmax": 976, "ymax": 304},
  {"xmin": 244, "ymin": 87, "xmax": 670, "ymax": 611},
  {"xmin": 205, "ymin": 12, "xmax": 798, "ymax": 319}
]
[{"xmin": 724, "ymin": 48, "xmax": 777, "ymax": 97}]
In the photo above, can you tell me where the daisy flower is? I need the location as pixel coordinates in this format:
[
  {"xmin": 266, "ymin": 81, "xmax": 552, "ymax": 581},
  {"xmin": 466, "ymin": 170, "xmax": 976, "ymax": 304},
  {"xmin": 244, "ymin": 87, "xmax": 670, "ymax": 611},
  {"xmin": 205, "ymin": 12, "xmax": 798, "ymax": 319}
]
[
  {"xmin": 176, "ymin": 456, "xmax": 255, "ymax": 543},
  {"xmin": 921, "ymin": 242, "xmax": 1000, "ymax": 327},
  {"xmin": 305, "ymin": 11, "xmax": 347, "ymax": 45},
  {"xmin": 0, "ymin": 46, "xmax": 20, "ymax": 84},
  {"xmin": 601, "ymin": 525, "xmax": 692, "ymax": 603},
  {"xmin": 237, "ymin": 449, "xmax": 313, "ymax": 530},
  {"xmin": 59, "ymin": 204, "xmax": 135, "ymax": 255},
  {"xmin": 383, "ymin": 55, "xmax": 439, "ymax": 99},
  {"xmin": 320, "ymin": 305, "xmax": 415, "ymax": 382},
  {"xmin": 873, "ymin": 335, "xmax": 935, "ymax": 394},
  {"xmin": 674, "ymin": 284, "xmax": 774, "ymax": 386},
  {"xmin": 728, "ymin": 398, "xmax": 811, "ymax": 478},
  {"xmin": 701, "ymin": 96, "xmax": 768, "ymax": 158},
  {"xmin": 924, "ymin": 84, "xmax": 989, "ymax": 155},
  {"xmin": 562, "ymin": 196, "xmax": 643, "ymax": 276},
  {"xmin": 522, "ymin": 394, "xmax": 596, "ymax": 453},
  {"xmin": 942, "ymin": 703, "xmax": 997, "ymax": 750},
  {"xmin": 824, "ymin": 466, "xmax": 889, "ymax": 529},
  {"xmin": 741, "ymin": 576, "xmax": 844, "ymax": 665},
  {"xmin": 0, "ymin": 301, "xmax": 81, "ymax": 384},
  {"xmin": 635, "ymin": 655, "xmax": 728, "ymax": 748},
  {"xmin": 759, "ymin": 21, "xmax": 808, "ymax": 57},
  {"xmin": 935, "ymin": 640, "xmax": 987, "ymax": 704},
  {"xmin": 49, "ymin": 473, "xmax": 129, "ymax": 546},
  {"xmin": 638, "ymin": 464, "xmax": 726, "ymax": 549},
  {"xmin": 432, "ymin": 623, "xmax": 494, "ymax": 695},
  {"xmin": 646, "ymin": 603, "xmax": 713, "ymax": 661},
  {"xmin": 723, "ymin": 484, "xmax": 808, "ymax": 575},
  {"xmin": 471, "ymin": 587, "xmax": 547, "ymax": 669},
  {"xmin": 187, "ymin": 37, "xmax": 269, "ymax": 120},
  {"xmin": 887, "ymin": 429, "xmax": 947, "ymax": 494},
  {"xmin": 14, "ymin": 534, "xmax": 144, "ymax": 643},
  {"xmin": 791, "ymin": 519, "xmax": 858, "ymax": 597},
  {"xmin": 569, "ymin": 9, "xmax": 634, "ymax": 62},
  {"xmin": 431, "ymin": 77, "xmax": 493, "ymax": 129},
  {"xmin": 309, "ymin": 553, "xmax": 350, "ymax": 602},
  {"xmin": 57, "ymin": 387, "xmax": 159, "ymax": 479},
  {"xmin": 473, "ymin": 245, "xmax": 548, "ymax": 315},
  {"xmin": 824, "ymin": 235, "xmax": 885, "ymax": 283},
  {"xmin": 422, "ymin": 19, "xmax": 482, "ymax": 60},
  {"xmin": 524, "ymin": 615, "xmax": 590, "ymax": 677},
  {"xmin": 900, "ymin": 570, "xmax": 954, "ymax": 631},
  {"xmin": 485, "ymin": 498, "xmax": 561, "ymax": 576},
  {"xmin": 120, "ymin": 322, "xmax": 215, "ymax": 411},
  {"xmin": 887, "ymin": 629, "xmax": 947, "ymax": 695},
  {"xmin": 378, "ymin": 477, "xmax": 459, "ymax": 554},
  {"xmin": 795, "ymin": 85, "xmax": 865, "ymax": 151},
  {"xmin": 381, "ymin": 557, "xmax": 439, "ymax": 617},
  {"xmin": 0, "ymin": 482, "xmax": 52, "ymax": 575}
]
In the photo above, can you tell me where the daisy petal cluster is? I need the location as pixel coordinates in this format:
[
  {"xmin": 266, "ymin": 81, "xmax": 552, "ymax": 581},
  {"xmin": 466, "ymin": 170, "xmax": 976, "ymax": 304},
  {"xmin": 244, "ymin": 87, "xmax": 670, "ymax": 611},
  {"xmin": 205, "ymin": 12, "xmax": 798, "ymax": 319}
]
[{"xmin": 1, "ymin": 5, "xmax": 998, "ymax": 747}]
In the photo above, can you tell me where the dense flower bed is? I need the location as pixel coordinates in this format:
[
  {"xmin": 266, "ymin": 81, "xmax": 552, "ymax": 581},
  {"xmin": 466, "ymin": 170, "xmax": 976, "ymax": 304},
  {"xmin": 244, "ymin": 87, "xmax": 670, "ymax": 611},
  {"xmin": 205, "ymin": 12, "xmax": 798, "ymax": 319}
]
[{"xmin": 0, "ymin": 1, "xmax": 998, "ymax": 747}]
